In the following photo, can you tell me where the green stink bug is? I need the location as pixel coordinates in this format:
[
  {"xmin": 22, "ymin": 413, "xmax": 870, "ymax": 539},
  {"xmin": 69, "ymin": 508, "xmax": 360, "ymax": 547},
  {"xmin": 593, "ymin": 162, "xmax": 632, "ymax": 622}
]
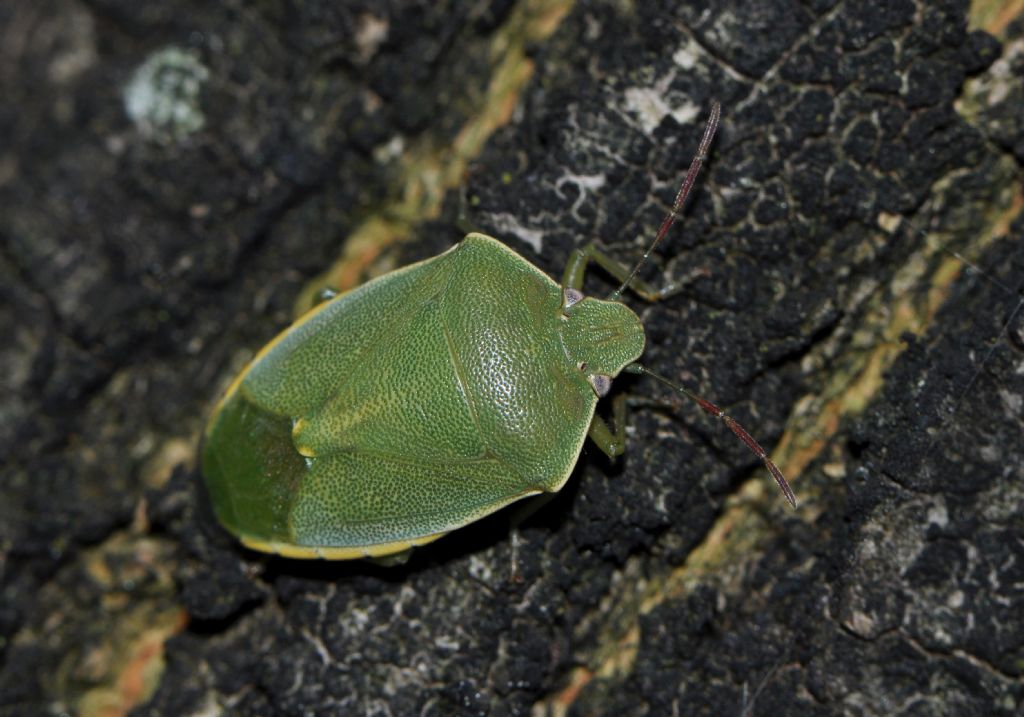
[{"xmin": 202, "ymin": 103, "xmax": 795, "ymax": 560}]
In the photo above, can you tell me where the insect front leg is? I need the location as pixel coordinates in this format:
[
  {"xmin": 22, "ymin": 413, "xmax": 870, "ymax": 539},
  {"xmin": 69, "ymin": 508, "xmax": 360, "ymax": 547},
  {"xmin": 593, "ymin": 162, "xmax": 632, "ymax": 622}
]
[
  {"xmin": 562, "ymin": 242, "xmax": 703, "ymax": 302},
  {"xmin": 563, "ymin": 104, "xmax": 721, "ymax": 303},
  {"xmin": 586, "ymin": 392, "xmax": 629, "ymax": 458}
]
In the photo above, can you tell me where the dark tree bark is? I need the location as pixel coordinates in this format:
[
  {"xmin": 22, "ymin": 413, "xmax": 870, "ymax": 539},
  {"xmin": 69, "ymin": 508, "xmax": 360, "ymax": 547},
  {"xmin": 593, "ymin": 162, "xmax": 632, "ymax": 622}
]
[{"xmin": 1, "ymin": 1, "xmax": 1022, "ymax": 716}]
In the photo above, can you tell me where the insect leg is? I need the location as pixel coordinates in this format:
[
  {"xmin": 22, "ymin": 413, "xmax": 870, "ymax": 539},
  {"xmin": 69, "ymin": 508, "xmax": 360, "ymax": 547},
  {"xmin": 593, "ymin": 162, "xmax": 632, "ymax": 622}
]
[
  {"xmin": 562, "ymin": 101, "xmax": 720, "ymax": 302},
  {"xmin": 584, "ymin": 392, "xmax": 629, "ymax": 458},
  {"xmin": 561, "ymin": 241, "xmax": 705, "ymax": 302}
]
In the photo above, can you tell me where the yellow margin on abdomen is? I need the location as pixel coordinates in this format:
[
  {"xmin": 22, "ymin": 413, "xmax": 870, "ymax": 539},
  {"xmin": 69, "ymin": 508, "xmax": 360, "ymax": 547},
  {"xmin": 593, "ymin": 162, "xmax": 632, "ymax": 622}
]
[{"xmin": 239, "ymin": 529, "xmax": 451, "ymax": 559}]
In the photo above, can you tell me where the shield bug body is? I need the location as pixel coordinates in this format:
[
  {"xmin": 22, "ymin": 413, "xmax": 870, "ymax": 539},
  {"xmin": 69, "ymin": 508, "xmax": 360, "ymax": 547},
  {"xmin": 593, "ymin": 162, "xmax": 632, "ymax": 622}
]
[{"xmin": 202, "ymin": 104, "xmax": 795, "ymax": 560}]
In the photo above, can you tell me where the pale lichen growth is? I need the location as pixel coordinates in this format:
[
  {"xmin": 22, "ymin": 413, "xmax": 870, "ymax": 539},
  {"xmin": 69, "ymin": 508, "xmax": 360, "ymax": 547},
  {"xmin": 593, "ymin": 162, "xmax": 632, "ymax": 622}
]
[{"xmin": 124, "ymin": 47, "xmax": 210, "ymax": 142}]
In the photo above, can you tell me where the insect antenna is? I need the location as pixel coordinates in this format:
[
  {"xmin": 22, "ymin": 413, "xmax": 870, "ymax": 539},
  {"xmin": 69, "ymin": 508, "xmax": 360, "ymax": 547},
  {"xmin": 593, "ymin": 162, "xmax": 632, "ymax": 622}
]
[
  {"xmin": 624, "ymin": 363, "xmax": 797, "ymax": 508},
  {"xmin": 607, "ymin": 101, "xmax": 721, "ymax": 303}
]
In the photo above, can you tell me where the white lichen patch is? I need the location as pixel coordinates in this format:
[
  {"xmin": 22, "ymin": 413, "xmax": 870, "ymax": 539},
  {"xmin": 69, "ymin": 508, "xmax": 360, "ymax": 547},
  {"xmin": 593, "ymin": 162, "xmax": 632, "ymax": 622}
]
[
  {"xmin": 621, "ymin": 48, "xmax": 702, "ymax": 136},
  {"xmin": 481, "ymin": 212, "xmax": 546, "ymax": 254},
  {"xmin": 124, "ymin": 47, "xmax": 210, "ymax": 142},
  {"xmin": 554, "ymin": 170, "xmax": 606, "ymax": 224},
  {"xmin": 622, "ymin": 85, "xmax": 702, "ymax": 136},
  {"xmin": 671, "ymin": 42, "xmax": 699, "ymax": 70},
  {"xmin": 623, "ymin": 86, "xmax": 674, "ymax": 135}
]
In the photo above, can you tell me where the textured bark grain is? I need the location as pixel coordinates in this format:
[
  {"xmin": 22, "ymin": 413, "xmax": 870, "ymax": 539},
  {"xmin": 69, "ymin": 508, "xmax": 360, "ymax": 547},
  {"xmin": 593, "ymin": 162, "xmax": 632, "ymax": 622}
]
[{"xmin": 1, "ymin": 1, "xmax": 1022, "ymax": 716}]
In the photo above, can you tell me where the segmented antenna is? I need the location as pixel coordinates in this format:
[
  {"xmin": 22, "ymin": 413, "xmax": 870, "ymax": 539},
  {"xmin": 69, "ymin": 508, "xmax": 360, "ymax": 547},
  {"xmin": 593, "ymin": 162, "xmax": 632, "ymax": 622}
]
[
  {"xmin": 608, "ymin": 101, "xmax": 721, "ymax": 303},
  {"xmin": 625, "ymin": 364, "xmax": 797, "ymax": 508},
  {"xmin": 607, "ymin": 102, "xmax": 794, "ymax": 507}
]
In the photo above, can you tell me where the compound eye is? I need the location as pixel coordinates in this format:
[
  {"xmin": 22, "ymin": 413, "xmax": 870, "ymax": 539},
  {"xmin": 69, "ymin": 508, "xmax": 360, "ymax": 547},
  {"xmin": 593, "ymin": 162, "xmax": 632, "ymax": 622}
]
[
  {"xmin": 563, "ymin": 288, "xmax": 584, "ymax": 309},
  {"xmin": 588, "ymin": 373, "xmax": 612, "ymax": 398}
]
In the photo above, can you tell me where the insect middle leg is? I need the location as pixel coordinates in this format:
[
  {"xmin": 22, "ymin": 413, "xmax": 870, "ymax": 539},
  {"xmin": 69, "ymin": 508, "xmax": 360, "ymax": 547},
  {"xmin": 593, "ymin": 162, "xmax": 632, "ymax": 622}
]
[{"xmin": 586, "ymin": 392, "xmax": 629, "ymax": 458}]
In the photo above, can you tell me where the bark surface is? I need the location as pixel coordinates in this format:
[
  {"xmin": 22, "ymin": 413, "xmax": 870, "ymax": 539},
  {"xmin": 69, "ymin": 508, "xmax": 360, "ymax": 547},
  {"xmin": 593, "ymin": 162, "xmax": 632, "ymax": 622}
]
[{"xmin": 1, "ymin": 1, "xmax": 1022, "ymax": 715}]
